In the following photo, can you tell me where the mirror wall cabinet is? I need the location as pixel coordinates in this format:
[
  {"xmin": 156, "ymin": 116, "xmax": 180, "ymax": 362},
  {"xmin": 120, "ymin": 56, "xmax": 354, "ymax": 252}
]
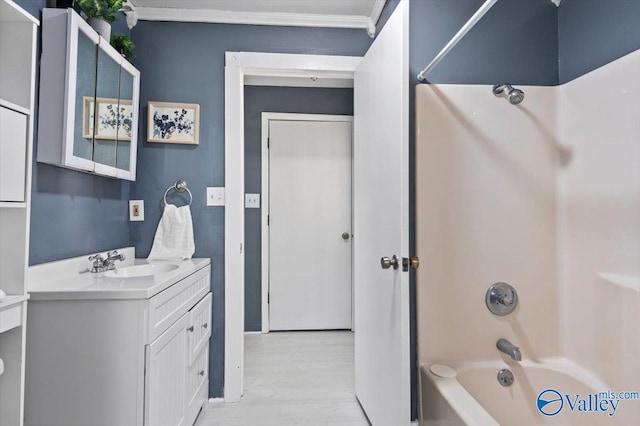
[{"xmin": 37, "ymin": 8, "xmax": 139, "ymax": 181}]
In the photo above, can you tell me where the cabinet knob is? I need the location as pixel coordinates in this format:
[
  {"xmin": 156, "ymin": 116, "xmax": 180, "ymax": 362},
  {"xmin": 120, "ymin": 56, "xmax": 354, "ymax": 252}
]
[
  {"xmin": 199, "ymin": 370, "xmax": 205, "ymax": 376},
  {"xmin": 187, "ymin": 326, "xmax": 194, "ymax": 332},
  {"xmin": 202, "ymin": 323, "xmax": 208, "ymax": 329}
]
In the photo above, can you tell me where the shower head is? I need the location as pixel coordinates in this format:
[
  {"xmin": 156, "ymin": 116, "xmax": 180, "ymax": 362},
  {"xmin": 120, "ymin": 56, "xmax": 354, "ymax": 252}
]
[{"xmin": 492, "ymin": 84, "xmax": 525, "ymax": 105}]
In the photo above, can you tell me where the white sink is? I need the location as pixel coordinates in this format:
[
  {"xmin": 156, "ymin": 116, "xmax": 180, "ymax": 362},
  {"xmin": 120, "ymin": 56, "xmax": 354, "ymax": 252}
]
[{"xmin": 105, "ymin": 263, "xmax": 179, "ymax": 278}]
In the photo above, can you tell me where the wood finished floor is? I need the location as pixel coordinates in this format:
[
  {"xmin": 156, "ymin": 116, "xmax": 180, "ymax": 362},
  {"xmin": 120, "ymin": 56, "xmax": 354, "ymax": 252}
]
[{"xmin": 195, "ymin": 331, "xmax": 368, "ymax": 426}]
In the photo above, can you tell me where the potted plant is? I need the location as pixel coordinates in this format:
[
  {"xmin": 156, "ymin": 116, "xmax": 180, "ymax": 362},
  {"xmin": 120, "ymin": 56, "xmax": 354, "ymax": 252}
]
[
  {"xmin": 110, "ymin": 34, "xmax": 135, "ymax": 59},
  {"xmin": 76, "ymin": 0, "xmax": 127, "ymax": 40}
]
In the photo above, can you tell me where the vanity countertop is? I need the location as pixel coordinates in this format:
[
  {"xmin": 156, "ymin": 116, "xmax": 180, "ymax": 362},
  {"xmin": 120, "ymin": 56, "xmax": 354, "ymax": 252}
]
[{"xmin": 28, "ymin": 248, "xmax": 211, "ymax": 301}]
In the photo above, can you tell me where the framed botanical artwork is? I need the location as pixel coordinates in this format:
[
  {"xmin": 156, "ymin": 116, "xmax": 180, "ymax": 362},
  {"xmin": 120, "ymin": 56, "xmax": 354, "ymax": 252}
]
[
  {"xmin": 147, "ymin": 101, "xmax": 200, "ymax": 145},
  {"xmin": 83, "ymin": 97, "xmax": 133, "ymax": 141}
]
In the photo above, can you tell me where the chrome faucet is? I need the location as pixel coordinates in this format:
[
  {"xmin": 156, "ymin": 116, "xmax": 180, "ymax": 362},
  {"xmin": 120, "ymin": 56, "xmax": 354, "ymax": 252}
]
[
  {"xmin": 497, "ymin": 338, "xmax": 521, "ymax": 361},
  {"xmin": 89, "ymin": 251, "xmax": 126, "ymax": 273}
]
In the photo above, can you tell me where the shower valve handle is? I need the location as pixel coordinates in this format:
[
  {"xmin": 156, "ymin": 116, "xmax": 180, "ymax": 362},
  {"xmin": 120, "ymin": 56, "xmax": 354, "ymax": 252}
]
[
  {"xmin": 486, "ymin": 283, "xmax": 519, "ymax": 316},
  {"xmin": 497, "ymin": 293, "xmax": 514, "ymax": 306}
]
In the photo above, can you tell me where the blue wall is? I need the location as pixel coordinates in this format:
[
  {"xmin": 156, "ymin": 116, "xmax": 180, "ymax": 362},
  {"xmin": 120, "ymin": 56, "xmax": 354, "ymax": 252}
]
[
  {"xmin": 14, "ymin": 0, "xmax": 132, "ymax": 265},
  {"xmin": 409, "ymin": 0, "xmax": 560, "ymax": 86},
  {"xmin": 558, "ymin": 0, "xmax": 640, "ymax": 83},
  {"xmin": 128, "ymin": 20, "xmax": 371, "ymax": 399},
  {"xmin": 11, "ymin": 0, "xmax": 43, "ymax": 19},
  {"xmin": 30, "ymin": 166, "xmax": 130, "ymax": 264},
  {"xmin": 243, "ymin": 86, "xmax": 355, "ymax": 332}
]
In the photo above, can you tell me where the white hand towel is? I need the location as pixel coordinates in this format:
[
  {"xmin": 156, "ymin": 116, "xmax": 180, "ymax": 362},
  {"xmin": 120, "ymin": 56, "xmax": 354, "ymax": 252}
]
[{"xmin": 147, "ymin": 204, "xmax": 195, "ymax": 260}]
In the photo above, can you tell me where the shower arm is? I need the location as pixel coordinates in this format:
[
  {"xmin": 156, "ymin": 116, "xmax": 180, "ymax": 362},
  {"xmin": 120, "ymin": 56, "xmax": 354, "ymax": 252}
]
[{"xmin": 417, "ymin": 0, "xmax": 498, "ymax": 82}]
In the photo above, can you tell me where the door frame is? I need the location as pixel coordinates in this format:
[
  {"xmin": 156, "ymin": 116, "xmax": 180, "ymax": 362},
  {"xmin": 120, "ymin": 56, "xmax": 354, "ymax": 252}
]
[
  {"xmin": 224, "ymin": 52, "xmax": 361, "ymax": 402},
  {"xmin": 261, "ymin": 113, "xmax": 355, "ymax": 333}
]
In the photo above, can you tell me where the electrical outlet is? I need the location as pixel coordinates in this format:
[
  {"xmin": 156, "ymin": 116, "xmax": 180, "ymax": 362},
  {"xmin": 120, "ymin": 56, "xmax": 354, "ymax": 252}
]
[
  {"xmin": 245, "ymin": 193, "xmax": 260, "ymax": 208},
  {"xmin": 206, "ymin": 187, "xmax": 225, "ymax": 206},
  {"xmin": 129, "ymin": 200, "xmax": 144, "ymax": 221}
]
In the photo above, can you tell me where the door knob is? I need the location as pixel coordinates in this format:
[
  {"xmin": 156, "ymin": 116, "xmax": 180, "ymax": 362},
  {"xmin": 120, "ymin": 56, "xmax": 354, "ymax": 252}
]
[
  {"xmin": 402, "ymin": 256, "xmax": 420, "ymax": 271},
  {"xmin": 342, "ymin": 232, "xmax": 350, "ymax": 241},
  {"xmin": 381, "ymin": 255, "xmax": 400, "ymax": 270}
]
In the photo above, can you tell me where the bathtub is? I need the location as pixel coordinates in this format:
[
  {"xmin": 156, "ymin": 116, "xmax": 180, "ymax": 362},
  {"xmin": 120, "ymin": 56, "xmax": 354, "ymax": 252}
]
[{"xmin": 420, "ymin": 359, "xmax": 639, "ymax": 426}]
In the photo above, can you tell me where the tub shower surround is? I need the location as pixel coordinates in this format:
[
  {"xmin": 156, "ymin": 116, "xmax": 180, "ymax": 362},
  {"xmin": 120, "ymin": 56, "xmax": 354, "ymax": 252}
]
[{"xmin": 415, "ymin": 50, "xmax": 640, "ymax": 426}]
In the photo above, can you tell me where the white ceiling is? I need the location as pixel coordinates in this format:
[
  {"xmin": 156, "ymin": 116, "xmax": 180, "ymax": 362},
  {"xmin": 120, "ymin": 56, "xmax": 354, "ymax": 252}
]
[{"xmin": 125, "ymin": 0, "xmax": 387, "ymax": 36}]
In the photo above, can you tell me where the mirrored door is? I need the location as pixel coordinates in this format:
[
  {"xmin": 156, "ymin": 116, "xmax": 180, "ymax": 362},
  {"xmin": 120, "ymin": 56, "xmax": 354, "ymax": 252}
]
[
  {"xmin": 73, "ymin": 28, "xmax": 97, "ymax": 163},
  {"xmin": 116, "ymin": 64, "xmax": 136, "ymax": 175},
  {"xmin": 92, "ymin": 44, "xmax": 122, "ymax": 170}
]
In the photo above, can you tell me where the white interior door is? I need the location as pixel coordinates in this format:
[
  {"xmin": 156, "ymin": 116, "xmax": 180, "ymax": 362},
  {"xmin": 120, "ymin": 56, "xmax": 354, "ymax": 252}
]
[
  {"xmin": 353, "ymin": 1, "xmax": 410, "ymax": 425},
  {"xmin": 269, "ymin": 119, "xmax": 353, "ymax": 330}
]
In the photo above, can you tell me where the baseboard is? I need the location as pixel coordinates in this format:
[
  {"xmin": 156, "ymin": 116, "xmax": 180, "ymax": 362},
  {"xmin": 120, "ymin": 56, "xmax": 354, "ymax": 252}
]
[
  {"xmin": 208, "ymin": 397, "xmax": 224, "ymax": 403},
  {"xmin": 244, "ymin": 331, "xmax": 262, "ymax": 335}
]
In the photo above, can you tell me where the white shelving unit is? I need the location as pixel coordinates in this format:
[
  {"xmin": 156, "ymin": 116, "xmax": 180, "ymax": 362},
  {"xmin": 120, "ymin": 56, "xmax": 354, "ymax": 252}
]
[{"xmin": 0, "ymin": 1, "xmax": 38, "ymax": 425}]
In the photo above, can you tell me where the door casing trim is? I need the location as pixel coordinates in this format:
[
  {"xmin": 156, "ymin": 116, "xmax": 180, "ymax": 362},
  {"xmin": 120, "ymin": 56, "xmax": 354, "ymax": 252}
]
[{"xmin": 224, "ymin": 52, "xmax": 362, "ymax": 402}]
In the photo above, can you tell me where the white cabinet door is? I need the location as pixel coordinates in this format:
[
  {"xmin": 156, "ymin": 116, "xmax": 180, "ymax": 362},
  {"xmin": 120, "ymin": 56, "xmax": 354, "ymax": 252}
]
[
  {"xmin": 0, "ymin": 105, "xmax": 27, "ymax": 202},
  {"xmin": 185, "ymin": 346, "xmax": 209, "ymax": 426},
  {"xmin": 145, "ymin": 314, "xmax": 189, "ymax": 426},
  {"xmin": 62, "ymin": 11, "xmax": 98, "ymax": 172},
  {"xmin": 187, "ymin": 293, "xmax": 212, "ymax": 364}
]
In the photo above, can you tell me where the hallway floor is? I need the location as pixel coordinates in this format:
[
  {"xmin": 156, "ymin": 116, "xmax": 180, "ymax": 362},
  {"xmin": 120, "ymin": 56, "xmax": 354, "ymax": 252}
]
[{"xmin": 195, "ymin": 331, "xmax": 368, "ymax": 426}]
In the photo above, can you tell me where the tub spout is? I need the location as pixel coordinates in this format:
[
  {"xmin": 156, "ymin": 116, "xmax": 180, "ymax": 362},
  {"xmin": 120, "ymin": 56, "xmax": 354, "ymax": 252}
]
[{"xmin": 497, "ymin": 338, "xmax": 521, "ymax": 361}]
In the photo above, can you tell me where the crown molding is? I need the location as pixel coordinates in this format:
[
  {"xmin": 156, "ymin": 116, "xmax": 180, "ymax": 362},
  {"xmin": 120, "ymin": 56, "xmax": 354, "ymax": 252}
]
[
  {"xmin": 370, "ymin": 0, "xmax": 387, "ymax": 23},
  {"xmin": 131, "ymin": 6, "xmax": 373, "ymax": 32}
]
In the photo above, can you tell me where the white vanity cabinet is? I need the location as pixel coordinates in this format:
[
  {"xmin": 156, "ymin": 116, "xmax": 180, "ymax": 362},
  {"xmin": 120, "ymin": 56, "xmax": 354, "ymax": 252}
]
[
  {"xmin": 37, "ymin": 8, "xmax": 139, "ymax": 180},
  {"xmin": 145, "ymin": 293, "xmax": 212, "ymax": 426},
  {"xmin": 25, "ymin": 262, "xmax": 212, "ymax": 426}
]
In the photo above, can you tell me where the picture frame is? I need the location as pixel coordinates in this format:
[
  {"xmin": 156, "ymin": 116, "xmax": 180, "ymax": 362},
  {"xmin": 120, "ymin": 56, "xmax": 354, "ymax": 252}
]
[
  {"xmin": 147, "ymin": 101, "xmax": 200, "ymax": 145},
  {"xmin": 83, "ymin": 97, "xmax": 133, "ymax": 141}
]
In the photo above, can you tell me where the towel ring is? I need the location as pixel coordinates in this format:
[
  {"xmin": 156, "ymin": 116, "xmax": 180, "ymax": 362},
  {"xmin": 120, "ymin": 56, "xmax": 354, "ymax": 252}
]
[{"xmin": 163, "ymin": 179, "xmax": 192, "ymax": 206}]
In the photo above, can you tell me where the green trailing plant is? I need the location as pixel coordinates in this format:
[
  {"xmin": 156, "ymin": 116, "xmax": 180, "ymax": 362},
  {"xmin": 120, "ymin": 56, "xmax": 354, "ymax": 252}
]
[
  {"xmin": 77, "ymin": 0, "xmax": 127, "ymax": 23},
  {"xmin": 110, "ymin": 34, "xmax": 135, "ymax": 58}
]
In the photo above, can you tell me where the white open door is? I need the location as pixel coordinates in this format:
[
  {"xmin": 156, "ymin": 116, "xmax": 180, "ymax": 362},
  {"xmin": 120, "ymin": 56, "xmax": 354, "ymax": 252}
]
[{"xmin": 353, "ymin": 1, "xmax": 410, "ymax": 425}]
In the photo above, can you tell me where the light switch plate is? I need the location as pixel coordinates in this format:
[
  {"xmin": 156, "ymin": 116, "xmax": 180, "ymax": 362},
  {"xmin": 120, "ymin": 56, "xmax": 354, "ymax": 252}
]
[
  {"xmin": 129, "ymin": 200, "xmax": 144, "ymax": 221},
  {"xmin": 245, "ymin": 193, "xmax": 260, "ymax": 208},
  {"xmin": 207, "ymin": 187, "xmax": 225, "ymax": 206}
]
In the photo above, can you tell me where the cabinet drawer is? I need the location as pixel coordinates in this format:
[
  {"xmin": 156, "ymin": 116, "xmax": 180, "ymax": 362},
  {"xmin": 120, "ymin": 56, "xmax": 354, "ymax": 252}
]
[
  {"xmin": 146, "ymin": 266, "xmax": 210, "ymax": 344},
  {"xmin": 0, "ymin": 303, "xmax": 23, "ymax": 334},
  {"xmin": 187, "ymin": 293, "xmax": 212, "ymax": 365}
]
